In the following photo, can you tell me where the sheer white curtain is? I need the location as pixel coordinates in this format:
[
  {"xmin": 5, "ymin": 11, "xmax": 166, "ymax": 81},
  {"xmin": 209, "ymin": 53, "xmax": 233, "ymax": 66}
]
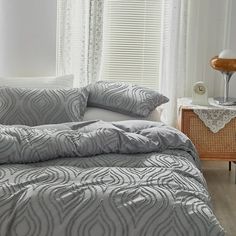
[
  {"xmin": 56, "ymin": 0, "xmax": 104, "ymax": 87},
  {"xmin": 56, "ymin": 0, "xmax": 232, "ymax": 125},
  {"xmin": 160, "ymin": 0, "xmax": 232, "ymax": 126}
]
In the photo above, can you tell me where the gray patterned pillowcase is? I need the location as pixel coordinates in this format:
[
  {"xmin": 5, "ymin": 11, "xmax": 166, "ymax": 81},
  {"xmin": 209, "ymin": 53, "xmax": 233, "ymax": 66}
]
[
  {"xmin": 0, "ymin": 87, "xmax": 89, "ymax": 126},
  {"xmin": 87, "ymin": 81, "xmax": 169, "ymax": 117}
]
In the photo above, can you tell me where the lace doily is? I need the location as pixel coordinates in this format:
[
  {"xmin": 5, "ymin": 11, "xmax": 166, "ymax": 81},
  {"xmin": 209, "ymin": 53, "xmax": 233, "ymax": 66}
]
[
  {"xmin": 178, "ymin": 98, "xmax": 236, "ymax": 133},
  {"xmin": 193, "ymin": 109, "xmax": 236, "ymax": 133}
]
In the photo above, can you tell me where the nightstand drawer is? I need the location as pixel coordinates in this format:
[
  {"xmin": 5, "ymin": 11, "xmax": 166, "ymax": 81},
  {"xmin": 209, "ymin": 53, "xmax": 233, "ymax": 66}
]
[{"xmin": 179, "ymin": 108, "xmax": 236, "ymax": 161}]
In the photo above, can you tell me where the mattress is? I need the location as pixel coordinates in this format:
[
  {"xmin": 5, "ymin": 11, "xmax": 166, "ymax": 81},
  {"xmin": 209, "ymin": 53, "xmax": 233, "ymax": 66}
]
[{"xmin": 0, "ymin": 120, "xmax": 224, "ymax": 236}]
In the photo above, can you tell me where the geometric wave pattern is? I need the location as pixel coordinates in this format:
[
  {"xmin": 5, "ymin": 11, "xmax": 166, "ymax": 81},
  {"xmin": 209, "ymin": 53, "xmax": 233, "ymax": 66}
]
[
  {"xmin": 88, "ymin": 81, "xmax": 169, "ymax": 117},
  {"xmin": 0, "ymin": 87, "xmax": 89, "ymax": 126},
  {"xmin": 0, "ymin": 121, "xmax": 225, "ymax": 235},
  {"xmin": 0, "ymin": 120, "xmax": 198, "ymax": 165}
]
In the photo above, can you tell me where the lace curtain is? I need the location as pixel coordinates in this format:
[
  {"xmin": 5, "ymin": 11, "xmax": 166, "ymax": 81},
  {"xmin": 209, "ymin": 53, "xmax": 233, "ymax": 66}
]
[{"xmin": 56, "ymin": 0, "xmax": 104, "ymax": 87}]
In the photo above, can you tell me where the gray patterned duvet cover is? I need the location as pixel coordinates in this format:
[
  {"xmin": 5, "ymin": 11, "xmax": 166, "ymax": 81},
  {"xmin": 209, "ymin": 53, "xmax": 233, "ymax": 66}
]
[{"xmin": 0, "ymin": 120, "xmax": 224, "ymax": 236}]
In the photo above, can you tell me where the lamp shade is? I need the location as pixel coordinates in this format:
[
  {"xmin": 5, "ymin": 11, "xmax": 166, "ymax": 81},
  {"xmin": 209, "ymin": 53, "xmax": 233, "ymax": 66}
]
[
  {"xmin": 219, "ymin": 49, "xmax": 236, "ymax": 59},
  {"xmin": 210, "ymin": 56, "xmax": 236, "ymax": 72},
  {"xmin": 210, "ymin": 50, "xmax": 236, "ymax": 73}
]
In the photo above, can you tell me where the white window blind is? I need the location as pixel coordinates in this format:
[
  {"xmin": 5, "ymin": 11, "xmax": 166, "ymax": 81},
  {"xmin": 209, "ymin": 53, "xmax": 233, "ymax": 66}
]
[{"xmin": 101, "ymin": 0, "xmax": 163, "ymax": 88}]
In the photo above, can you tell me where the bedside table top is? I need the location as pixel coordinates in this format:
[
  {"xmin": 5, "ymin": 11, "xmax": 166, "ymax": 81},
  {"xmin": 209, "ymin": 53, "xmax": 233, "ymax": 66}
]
[
  {"xmin": 178, "ymin": 97, "xmax": 236, "ymax": 133},
  {"xmin": 178, "ymin": 97, "xmax": 236, "ymax": 110}
]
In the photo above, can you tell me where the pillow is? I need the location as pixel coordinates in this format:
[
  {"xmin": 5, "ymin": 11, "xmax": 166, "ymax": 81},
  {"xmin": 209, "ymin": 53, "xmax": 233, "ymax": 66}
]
[
  {"xmin": 0, "ymin": 74, "xmax": 74, "ymax": 89},
  {"xmin": 0, "ymin": 87, "xmax": 88, "ymax": 126},
  {"xmin": 83, "ymin": 107, "xmax": 163, "ymax": 122},
  {"xmin": 87, "ymin": 81, "xmax": 169, "ymax": 117}
]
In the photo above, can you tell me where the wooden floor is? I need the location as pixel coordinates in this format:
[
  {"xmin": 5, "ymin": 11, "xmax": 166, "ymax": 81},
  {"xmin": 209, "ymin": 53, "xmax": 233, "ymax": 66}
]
[{"xmin": 202, "ymin": 161, "xmax": 236, "ymax": 236}]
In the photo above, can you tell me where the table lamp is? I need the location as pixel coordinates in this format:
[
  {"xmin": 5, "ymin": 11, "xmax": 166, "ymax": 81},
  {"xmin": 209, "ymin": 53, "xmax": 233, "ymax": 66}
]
[{"xmin": 210, "ymin": 49, "xmax": 236, "ymax": 105}]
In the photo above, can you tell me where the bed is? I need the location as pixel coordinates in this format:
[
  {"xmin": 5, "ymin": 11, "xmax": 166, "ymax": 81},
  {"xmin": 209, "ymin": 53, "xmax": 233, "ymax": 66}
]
[{"xmin": 0, "ymin": 82, "xmax": 225, "ymax": 236}]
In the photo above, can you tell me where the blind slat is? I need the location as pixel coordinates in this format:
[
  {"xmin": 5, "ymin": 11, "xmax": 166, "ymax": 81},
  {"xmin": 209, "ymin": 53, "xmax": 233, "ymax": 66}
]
[{"xmin": 101, "ymin": 0, "xmax": 162, "ymax": 88}]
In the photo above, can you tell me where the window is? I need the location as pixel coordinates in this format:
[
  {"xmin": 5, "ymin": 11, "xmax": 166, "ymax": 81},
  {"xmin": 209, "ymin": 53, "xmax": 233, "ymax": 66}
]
[{"xmin": 100, "ymin": 0, "xmax": 163, "ymax": 88}]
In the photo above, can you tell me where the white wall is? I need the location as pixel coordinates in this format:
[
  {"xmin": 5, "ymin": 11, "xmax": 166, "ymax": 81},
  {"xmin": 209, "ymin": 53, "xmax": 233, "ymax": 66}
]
[
  {"xmin": 228, "ymin": 0, "xmax": 236, "ymax": 97},
  {"xmin": 0, "ymin": 0, "xmax": 57, "ymax": 77}
]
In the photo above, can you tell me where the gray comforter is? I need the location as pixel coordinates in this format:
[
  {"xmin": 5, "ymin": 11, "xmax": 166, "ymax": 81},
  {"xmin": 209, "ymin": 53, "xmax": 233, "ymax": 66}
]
[{"xmin": 0, "ymin": 120, "xmax": 225, "ymax": 235}]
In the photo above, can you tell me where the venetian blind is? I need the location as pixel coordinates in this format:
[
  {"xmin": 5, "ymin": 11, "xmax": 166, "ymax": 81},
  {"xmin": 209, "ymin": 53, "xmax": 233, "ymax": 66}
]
[{"xmin": 100, "ymin": 0, "xmax": 163, "ymax": 88}]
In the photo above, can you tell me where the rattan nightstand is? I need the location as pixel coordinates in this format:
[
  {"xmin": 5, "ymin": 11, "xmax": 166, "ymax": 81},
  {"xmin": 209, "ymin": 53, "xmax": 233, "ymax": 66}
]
[
  {"xmin": 178, "ymin": 106, "xmax": 236, "ymax": 161},
  {"xmin": 178, "ymin": 98, "xmax": 236, "ymax": 183}
]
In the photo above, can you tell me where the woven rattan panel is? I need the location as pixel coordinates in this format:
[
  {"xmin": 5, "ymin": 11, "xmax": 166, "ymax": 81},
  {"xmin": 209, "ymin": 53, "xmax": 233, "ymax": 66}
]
[{"xmin": 189, "ymin": 114, "xmax": 236, "ymax": 153}]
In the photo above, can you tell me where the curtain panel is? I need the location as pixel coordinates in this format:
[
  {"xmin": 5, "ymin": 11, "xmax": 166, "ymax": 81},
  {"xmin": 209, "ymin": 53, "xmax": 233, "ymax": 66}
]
[
  {"xmin": 57, "ymin": 0, "xmax": 232, "ymax": 126},
  {"xmin": 56, "ymin": 0, "xmax": 104, "ymax": 87},
  {"xmin": 160, "ymin": 0, "xmax": 232, "ymax": 126}
]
